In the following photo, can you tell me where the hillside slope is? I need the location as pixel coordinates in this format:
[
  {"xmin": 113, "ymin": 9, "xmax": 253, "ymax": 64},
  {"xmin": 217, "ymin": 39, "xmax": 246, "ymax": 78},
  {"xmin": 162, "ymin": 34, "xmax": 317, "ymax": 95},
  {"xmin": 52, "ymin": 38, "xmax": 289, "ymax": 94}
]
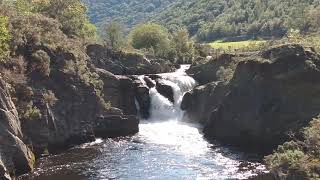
[
  {"xmin": 83, "ymin": 0, "xmax": 177, "ymax": 30},
  {"xmin": 85, "ymin": 0, "xmax": 320, "ymax": 41}
]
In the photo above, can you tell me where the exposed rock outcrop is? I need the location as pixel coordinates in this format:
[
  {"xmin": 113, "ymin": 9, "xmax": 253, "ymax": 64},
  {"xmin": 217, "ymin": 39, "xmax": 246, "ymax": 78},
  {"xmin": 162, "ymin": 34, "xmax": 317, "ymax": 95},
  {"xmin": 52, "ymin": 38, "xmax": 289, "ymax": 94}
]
[
  {"xmin": 156, "ymin": 79, "xmax": 174, "ymax": 103},
  {"xmin": 8, "ymin": 44, "xmax": 139, "ymax": 174},
  {"xmin": 96, "ymin": 68, "xmax": 137, "ymax": 115},
  {"xmin": 0, "ymin": 78, "xmax": 35, "ymax": 178},
  {"xmin": 181, "ymin": 82, "xmax": 228, "ymax": 124},
  {"xmin": 183, "ymin": 44, "xmax": 320, "ymax": 152},
  {"xmin": 133, "ymin": 79, "xmax": 151, "ymax": 119},
  {"xmin": 94, "ymin": 108, "xmax": 139, "ymax": 138},
  {"xmin": 187, "ymin": 54, "xmax": 237, "ymax": 85},
  {"xmin": 87, "ymin": 44, "xmax": 174, "ymax": 75}
]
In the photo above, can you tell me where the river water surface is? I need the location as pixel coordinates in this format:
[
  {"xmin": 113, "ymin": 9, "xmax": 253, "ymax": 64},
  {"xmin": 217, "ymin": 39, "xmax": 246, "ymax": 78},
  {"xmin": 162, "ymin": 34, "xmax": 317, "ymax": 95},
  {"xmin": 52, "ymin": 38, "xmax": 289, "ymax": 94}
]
[{"xmin": 20, "ymin": 65, "xmax": 266, "ymax": 180}]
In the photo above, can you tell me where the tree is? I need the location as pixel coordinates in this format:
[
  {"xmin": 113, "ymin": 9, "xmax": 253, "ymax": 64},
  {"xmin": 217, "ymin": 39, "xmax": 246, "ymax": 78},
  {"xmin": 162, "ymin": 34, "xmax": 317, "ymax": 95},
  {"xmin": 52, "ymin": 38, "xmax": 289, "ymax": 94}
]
[
  {"xmin": 0, "ymin": 15, "xmax": 10, "ymax": 58},
  {"xmin": 129, "ymin": 23, "xmax": 171, "ymax": 57},
  {"xmin": 172, "ymin": 27, "xmax": 195, "ymax": 63},
  {"xmin": 104, "ymin": 21, "xmax": 124, "ymax": 50},
  {"xmin": 19, "ymin": 0, "xmax": 98, "ymax": 40}
]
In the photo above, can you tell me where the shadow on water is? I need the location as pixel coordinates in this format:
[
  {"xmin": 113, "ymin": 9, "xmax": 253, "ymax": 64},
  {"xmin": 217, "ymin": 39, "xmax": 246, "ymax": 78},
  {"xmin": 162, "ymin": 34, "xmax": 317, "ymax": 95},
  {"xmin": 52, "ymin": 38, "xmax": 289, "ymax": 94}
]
[{"xmin": 19, "ymin": 122, "xmax": 267, "ymax": 180}]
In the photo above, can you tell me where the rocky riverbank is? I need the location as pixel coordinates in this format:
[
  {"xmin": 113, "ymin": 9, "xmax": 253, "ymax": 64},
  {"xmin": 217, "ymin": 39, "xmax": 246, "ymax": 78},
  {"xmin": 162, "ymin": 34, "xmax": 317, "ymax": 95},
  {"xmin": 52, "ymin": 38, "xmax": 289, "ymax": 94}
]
[{"xmin": 182, "ymin": 44, "xmax": 320, "ymax": 153}]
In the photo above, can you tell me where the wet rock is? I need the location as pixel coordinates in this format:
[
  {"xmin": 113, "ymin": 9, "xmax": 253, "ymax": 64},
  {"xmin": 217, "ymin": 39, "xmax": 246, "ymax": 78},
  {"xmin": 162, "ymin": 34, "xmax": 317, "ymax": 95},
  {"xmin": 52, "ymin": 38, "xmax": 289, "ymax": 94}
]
[
  {"xmin": 144, "ymin": 76, "xmax": 156, "ymax": 88},
  {"xmin": 248, "ymin": 173, "xmax": 279, "ymax": 180},
  {"xmin": 117, "ymin": 76, "xmax": 137, "ymax": 115},
  {"xmin": 94, "ymin": 115, "xmax": 139, "ymax": 138},
  {"xmin": 134, "ymin": 84, "xmax": 150, "ymax": 119},
  {"xmin": 156, "ymin": 80, "xmax": 174, "ymax": 103}
]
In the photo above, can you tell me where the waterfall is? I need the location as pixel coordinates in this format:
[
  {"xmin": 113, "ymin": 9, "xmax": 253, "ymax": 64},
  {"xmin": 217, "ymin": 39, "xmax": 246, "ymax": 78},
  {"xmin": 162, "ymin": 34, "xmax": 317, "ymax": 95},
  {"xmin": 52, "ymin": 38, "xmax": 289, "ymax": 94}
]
[{"xmin": 138, "ymin": 65, "xmax": 197, "ymax": 121}]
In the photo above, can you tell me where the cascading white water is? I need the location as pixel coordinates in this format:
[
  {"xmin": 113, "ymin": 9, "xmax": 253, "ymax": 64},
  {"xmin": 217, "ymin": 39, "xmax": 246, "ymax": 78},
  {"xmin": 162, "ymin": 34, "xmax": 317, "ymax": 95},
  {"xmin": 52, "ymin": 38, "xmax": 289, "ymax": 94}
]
[{"xmin": 138, "ymin": 65, "xmax": 197, "ymax": 121}]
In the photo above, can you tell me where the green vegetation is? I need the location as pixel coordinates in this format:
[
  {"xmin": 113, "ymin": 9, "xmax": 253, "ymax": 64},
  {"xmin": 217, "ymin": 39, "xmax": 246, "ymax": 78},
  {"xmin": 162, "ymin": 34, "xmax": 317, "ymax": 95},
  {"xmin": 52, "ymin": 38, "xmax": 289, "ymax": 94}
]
[
  {"xmin": 209, "ymin": 40, "xmax": 267, "ymax": 51},
  {"xmin": 84, "ymin": 0, "xmax": 320, "ymax": 42},
  {"xmin": 172, "ymin": 28, "xmax": 195, "ymax": 63},
  {"xmin": 128, "ymin": 23, "xmax": 196, "ymax": 63},
  {"xmin": 265, "ymin": 117, "xmax": 320, "ymax": 179},
  {"xmin": 23, "ymin": 103, "xmax": 42, "ymax": 121},
  {"xmin": 83, "ymin": 0, "xmax": 177, "ymax": 31},
  {"xmin": 8, "ymin": 0, "xmax": 97, "ymax": 40},
  {"xmin": 0, "ymin": 16, "xmax": 10, "ymax": 58},
  {"xmin": 129, "ymin": 23, "xmax": 171, "ymax": 58},
  {"xmin": 0, "ymin": 0, "xmax": 108, "ymax": 122},
  {"xmin": 103, "ymin": 21, "xmax": 124, "ymax": 50}
]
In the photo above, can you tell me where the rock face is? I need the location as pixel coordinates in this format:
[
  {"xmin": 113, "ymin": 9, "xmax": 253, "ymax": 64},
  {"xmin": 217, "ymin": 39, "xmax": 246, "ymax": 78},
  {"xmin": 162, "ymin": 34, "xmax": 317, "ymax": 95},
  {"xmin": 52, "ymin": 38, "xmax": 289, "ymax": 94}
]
[
  {"xmin": 96, "ymin": 68, "xmax": 137, "ymax": 115},
  {"xmin": 23, "ymin": 66, "xmax": 139, "ymax": 154},
  {"xmin": 0, "ymin": 78, "xmax": 35, "ymax": 178},
  {"xmin": 187, "ymin": 54, "xmax": 236, "ymax": 85},
  {"xmin": 183, "ymin": 44, "xmax": 320, "ymax": 151},
  {"xmin": 133, "ymin": 79, "xmax": 151, "ymax": 119},
  {"xmin": 0, "ymin": 44, "xmax": 141, "ymax": 178},
  {"xmin": 95, "ymin": 108, "xmax": 139, "ymax": 138},
  {"xmin": 181, "ymin": 82, "xmax": 228, "ymax": 124},
  {"xmin": 87, "ymin": 44, "xmax": 174, "ymax": 75}
]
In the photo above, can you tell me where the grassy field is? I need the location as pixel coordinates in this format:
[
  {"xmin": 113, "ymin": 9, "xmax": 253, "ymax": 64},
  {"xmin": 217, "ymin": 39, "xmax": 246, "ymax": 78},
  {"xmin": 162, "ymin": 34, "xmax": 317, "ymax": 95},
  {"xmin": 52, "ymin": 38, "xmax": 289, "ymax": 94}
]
[{"xmin": 209, "ymin": 40, "xmax": 267, "ymax": 51}]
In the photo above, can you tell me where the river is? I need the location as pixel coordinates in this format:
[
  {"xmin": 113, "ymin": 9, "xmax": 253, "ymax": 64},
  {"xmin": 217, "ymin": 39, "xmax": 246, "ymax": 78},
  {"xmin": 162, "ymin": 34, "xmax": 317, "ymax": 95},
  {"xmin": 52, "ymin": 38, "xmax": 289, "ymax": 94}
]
[{"xmin": 20, "ymin": 65, "xmax": 266, "ymax": 180}]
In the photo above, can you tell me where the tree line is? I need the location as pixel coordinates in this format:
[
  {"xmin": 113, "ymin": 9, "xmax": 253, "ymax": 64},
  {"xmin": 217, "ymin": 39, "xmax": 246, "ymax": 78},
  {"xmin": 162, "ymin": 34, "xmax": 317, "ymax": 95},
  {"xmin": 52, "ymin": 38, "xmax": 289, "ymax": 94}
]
[{"xmin": 84, "ymin": 0, "xmax": 320, "ymax": 42}]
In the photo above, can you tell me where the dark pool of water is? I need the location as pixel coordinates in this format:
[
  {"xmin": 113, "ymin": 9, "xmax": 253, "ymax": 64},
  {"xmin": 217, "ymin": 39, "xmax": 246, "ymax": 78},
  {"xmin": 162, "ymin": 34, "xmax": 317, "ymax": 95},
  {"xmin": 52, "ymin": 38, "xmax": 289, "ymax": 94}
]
[{"xmin": 19, "ymin": 121, "xmax": 267, "ymax": 180}]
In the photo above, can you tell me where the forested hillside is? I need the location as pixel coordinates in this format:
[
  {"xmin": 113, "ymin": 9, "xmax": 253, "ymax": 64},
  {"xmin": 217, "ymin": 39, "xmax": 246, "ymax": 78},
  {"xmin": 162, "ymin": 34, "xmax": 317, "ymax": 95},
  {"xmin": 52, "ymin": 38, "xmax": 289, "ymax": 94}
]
[
  {"xmin": 84, "ymin": 0, "xmax": 320, "ymax": 41},
  {"xmin": 83, "ymin": 0, "xmax": 177, "ymax": 31}
]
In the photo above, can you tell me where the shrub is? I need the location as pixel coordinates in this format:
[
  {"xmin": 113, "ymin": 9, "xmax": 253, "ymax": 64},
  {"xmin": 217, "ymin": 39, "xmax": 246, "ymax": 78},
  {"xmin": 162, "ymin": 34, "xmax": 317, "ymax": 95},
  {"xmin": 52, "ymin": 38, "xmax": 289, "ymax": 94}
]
[
  {"xmin": 31, "ymin": 50, "xmax": 51, "ymax": 77},
  {"xmin": 303, "ymin": 118, "xmax": 320, "ymax": 157},
  {"xmin": 129, "ymin": 23, "xmax": 171, "ymax": 57},
  {"xmin": 0, "ymin": 15, "xmax": 10, "ymax": 58},
  {"xmin": 265, "ymin": 117, "xmax": 320, "ymax": 179},
  {"xmin": 42, "ymin": 90, "xmax": 57, "ymax": 106},
  {"xmin": 216, "ymin": 66, "xmax": 234, "ymax": 82},
  {"xmin": 23, "ymin": 103, "xmax": 42, "ymax": 120}
]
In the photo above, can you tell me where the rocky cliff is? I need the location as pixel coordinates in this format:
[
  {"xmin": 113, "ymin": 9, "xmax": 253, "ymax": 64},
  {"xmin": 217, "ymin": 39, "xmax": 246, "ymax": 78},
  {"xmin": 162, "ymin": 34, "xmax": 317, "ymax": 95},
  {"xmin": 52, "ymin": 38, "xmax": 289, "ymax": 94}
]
[
  {"xmin": 182, "ymin": 44, "xmax": 320, "ymax": 152},
  {"xmin": 0, "ymin": 78, "xmax": 35, "ymax": 179}
]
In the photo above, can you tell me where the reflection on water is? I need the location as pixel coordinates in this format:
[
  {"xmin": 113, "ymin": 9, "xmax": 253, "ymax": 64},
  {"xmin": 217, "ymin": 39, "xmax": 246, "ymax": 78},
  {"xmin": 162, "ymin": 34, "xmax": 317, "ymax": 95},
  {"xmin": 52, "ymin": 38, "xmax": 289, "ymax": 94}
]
[{"xmin": 20, "ymin": 121, "xmax": 267, "ymax": 180}]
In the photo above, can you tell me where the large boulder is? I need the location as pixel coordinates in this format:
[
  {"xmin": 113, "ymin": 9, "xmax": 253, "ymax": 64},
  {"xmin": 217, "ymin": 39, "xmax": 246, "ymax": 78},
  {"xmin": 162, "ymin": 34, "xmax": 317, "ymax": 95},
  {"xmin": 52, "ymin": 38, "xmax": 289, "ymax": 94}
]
[
  {"xmin": 0, "ymin": 78, "xmax": 35, "ymax": 177},
  {"xmin": 184, "ymin": 44, "xmax": 320, "ymax": 152},
  {"xmin": 181, "ymin": 82, "xmax": 228, "ymax": 124},
  {"xmin": 206, "ymin": 44, "xmax": 320, "ymax": 151},
  {"xmin": 134, "ymin": 81, "xmax": 151, "ymax": 119},
  {"xmin": 95, "ymin": 68, "xmax": 137, "ymax": 115},
  {"xmin": 94, "ymin": 113, "xmax": 139, "ymax": 138},
  {"xmin": 156, "ymin": 79, "xmax": 174, "ymax": 103}
]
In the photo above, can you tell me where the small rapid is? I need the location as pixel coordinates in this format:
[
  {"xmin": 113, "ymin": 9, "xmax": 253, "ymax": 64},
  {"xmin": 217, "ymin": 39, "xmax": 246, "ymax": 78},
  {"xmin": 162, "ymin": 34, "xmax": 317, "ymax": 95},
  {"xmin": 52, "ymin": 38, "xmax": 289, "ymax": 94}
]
[
  {"xmin": 20, "ymin": 65, "xmax": 266, "ymax": 180},
  {"xmin": 140, "ymin": 64, "xmax": 197, "ymax": 121}
]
